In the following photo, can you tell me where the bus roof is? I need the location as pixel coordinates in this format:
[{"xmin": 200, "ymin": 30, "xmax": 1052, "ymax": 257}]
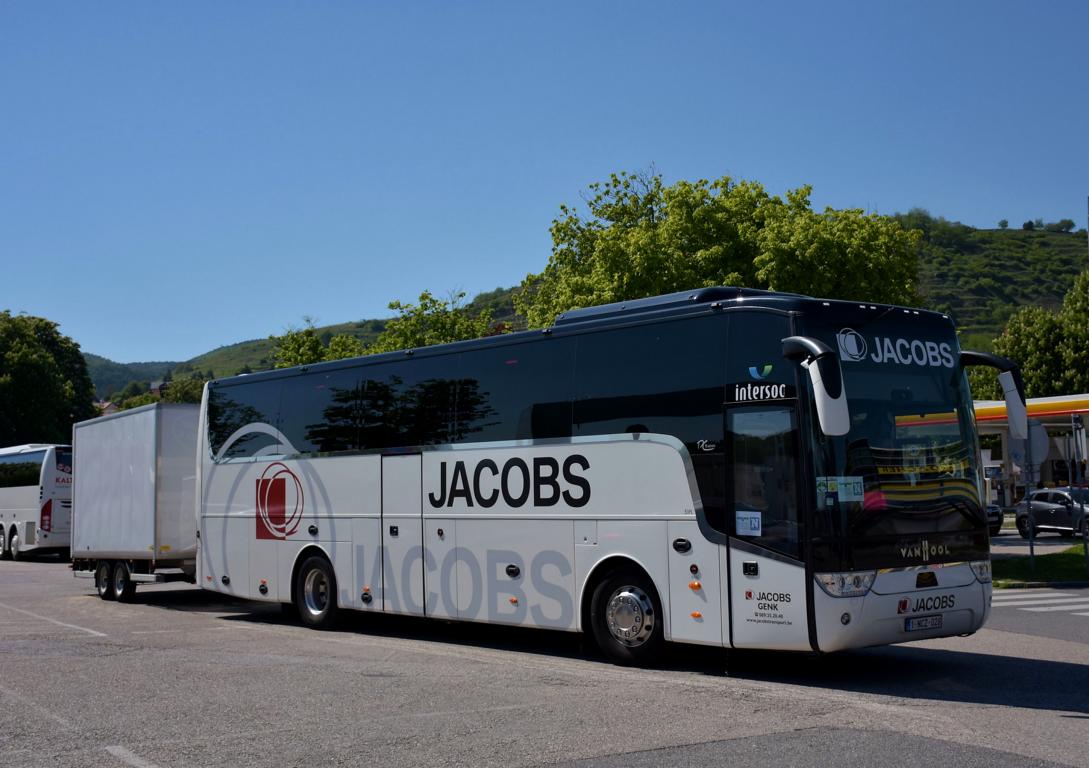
[
  {"xmin": 0, "ymin": 444, "xmax": 66, "ymax": 456},
  {"xmin": 210, "ymin": 286, "xmax": 952, "ymax": 389}
]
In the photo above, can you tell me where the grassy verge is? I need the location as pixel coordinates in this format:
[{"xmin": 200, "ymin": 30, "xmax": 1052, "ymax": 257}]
[{"xmin": 993, "ymin": 544, "xmax": 1089, "ymax": 587}]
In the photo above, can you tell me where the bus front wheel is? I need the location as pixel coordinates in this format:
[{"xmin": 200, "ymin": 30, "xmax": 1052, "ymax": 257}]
[
  {"xmin": 589, "ymin": 568, "xmax": 664, "ymax": 665},
  {"xmin": 295, "ymin": 556, "xmax": 340, "ymax": 630}
]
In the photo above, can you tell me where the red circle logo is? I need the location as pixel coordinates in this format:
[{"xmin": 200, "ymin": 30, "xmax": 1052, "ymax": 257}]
[{"xmin": 256, "ymin": 462, "xmax": 304, "ymax": 540}]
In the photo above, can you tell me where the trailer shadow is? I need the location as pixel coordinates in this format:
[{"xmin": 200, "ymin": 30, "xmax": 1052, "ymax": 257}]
[{"xmin": 130, "ymin": 585, "xmax": 1089, "ymax": 717}]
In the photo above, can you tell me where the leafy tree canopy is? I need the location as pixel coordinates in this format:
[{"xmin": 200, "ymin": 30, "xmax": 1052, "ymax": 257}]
[
  {"xmin": 0, "ymin": 311, "xmax": 96, "ymax": 444},
  {"xmin": 368, "ymin": 291, "xmax": 494, "ymax": 354},
  {"xmin": 270, "ymin": 291, "xmax": 495, "ymax": 368},
  {"xmin": 514, "ymin": 171, "xmax": 921, "ymax": 328}
]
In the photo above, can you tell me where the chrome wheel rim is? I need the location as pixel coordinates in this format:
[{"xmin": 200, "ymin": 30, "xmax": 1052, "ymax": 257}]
[
  {"xmin": 97, "ymin": 564, "xmax": 110, "ymax": 593},
  {"xmin": 605, "ymin": 585, "xmax": 655, "ymax": 647},
  {"xmin": 114, "ymin": 566, "xmax": 127, "ymax": 596},
  {"xmin": 10, "ymin": 533, "xmax": 19, "ymax": 557},
  {"xmin": 303, "ymin": 569, "xmax": 330, "ymax": 618}
]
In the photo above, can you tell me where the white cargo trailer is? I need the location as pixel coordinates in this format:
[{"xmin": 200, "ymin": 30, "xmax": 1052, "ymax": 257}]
[{"xmin": 71, "ymin": 403, "xmax": 199, "ymax": 601}]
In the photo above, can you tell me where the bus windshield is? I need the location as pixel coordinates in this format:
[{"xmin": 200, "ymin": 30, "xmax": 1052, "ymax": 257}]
[{"xmin": 802, "ymin": 310, "xmax": 985, "ymax": 569}]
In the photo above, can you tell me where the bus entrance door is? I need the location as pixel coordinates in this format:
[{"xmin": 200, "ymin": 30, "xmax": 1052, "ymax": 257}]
[{"xmin": 381, "ymin": 454, "xmax": 425, "ymax": 616}]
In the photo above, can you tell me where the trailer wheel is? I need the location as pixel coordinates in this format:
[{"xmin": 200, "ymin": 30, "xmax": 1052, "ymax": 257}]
[
  {"xmin": 0, "ymin": 528, "xmax": 7, "ymax": 559},
  {"xmin": 111, "ymin": 561, "xmax": 137, "ymax": 602},
  {"xmin": 589, "ymin": 567, "xmax": 664, "ymax": 665},
  {"xmin": 95, "ymin": 561, "xmax": 114, "ymax": 600},
  {"xmin": 9, "ymin": 530, "xmax": 22, "ymax": 561},
  {"xmin": 295, "ymin": 556, "xmax": 339, "ymax": 630}
]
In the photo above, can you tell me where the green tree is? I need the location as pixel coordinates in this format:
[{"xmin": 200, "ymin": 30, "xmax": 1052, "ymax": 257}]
[
  {"xmin": 0, "ymin": 311, "xmax": 97, "ymax": 444},
  {"xmin": 1022, "ymin": 220, "xmax": 1035, "ymax": 231},
  {"xmin": 1044, "ymin": 219, "xmax": 1076, "ymax": 234},
  {"xmin": 515, "ymin": 171, "xmax": 921, "ymax": 328},
  {"xmin": 369, "ymin": 290, "xmax": 495, "ymax": 353},
  {"xmin": 162, "ymin": 376, "xmax": 206, "ymax": 404},
  {"xmin": 325, "ymin": 334, "xmax": 366, "ymax": 361},
  {"xmin": 117, "ymin": 392, "xmax": 158, "ymax": 411},
  {"xmin": 271, "ymin": 318, "xmax": 325, "ymax": 368},
  {"xmin": 998, "ymin": 219, "xmax": 1008, "ymax": 229}
]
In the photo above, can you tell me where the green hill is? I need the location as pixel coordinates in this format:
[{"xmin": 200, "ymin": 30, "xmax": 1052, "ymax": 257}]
[
  {"xmin": 83, "ymin": 224, "xmax": 1087, "ymax": 395},
  {"xmin": 83, "ymin": 354, "xmax": 178, "ymax": 399},
  {"xmin": 909, "ymin": 221, "xmax": 1088, "ymax": 351}
]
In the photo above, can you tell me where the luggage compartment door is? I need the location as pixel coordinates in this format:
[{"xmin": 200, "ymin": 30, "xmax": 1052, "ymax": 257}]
[{"xmin": 381, "ymin": 455, "xmax": 425, "ymax": 615}]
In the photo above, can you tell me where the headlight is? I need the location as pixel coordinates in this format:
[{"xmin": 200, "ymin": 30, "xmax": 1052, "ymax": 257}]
[
  {"xmin": 815, "ymin": 570, "xmax": 876, "ymax": 597},
  {"xmin": 969, "ymin": 559, "xmax": 992, "ymax": 583}
]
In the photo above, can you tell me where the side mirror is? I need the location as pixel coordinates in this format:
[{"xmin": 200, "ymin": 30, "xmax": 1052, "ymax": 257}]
[
  {"xmin": 960, "ymin": 351, "xmax": 1027, "ymax": 440},
  {"xmin": 782, "ymin": 336, "xmax": 850, "ymax": 437}
]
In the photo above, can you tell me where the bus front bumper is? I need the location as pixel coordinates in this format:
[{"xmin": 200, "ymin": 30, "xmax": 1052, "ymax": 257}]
[{"xmin": 812, "ymin": 568, "xmax": 991, "ymax": 652}]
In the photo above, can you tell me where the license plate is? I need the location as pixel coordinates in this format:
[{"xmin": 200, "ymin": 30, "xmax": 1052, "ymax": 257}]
[{"xmin": 905, "ymin": 615, "xmax": 943, "ymax": 632}]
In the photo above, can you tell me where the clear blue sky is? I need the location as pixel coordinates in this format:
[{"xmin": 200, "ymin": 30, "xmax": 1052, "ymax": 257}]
[{"xmin": 2, "ymin": 1, "xmax": 1086, "ymax": 363}]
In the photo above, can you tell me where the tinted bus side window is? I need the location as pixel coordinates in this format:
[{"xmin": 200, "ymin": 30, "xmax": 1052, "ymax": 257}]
[
  {"xmin": 455, "ymin": 338, "xmax": 575, "ymax": 443},
  {"xmin": 572, "ymin": 315, "xmax": 727, "ymax": 526},
  {"xmin": 208, "ymin": 380, "xmax": 284, "ymax": 459},
  {"xmin": 0, "ymin": 451, "xmax": 46, "ymax": 488},
  {"xmin": 279, "ymin": 368, "xmax": 366, "ymax": 454},
  {"xmin": 363, "ymin": 358, "xmax": 457, "ymax": 449}
]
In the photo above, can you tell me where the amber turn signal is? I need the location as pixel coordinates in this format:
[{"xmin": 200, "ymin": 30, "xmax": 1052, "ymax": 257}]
[
  {"xmin": 691, "ymin": 611, "xmax": 703, "ymax": 619},
  {"xmin": 688, "ymin": 580, "xmax": 702, "ymax": 591}
]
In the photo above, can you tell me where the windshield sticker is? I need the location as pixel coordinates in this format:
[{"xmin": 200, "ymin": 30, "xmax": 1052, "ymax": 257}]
[
  {"xmin": 837, "ymin": 328, "xmax": 954, "ymax": 368},
  {"xmin": 735, "ymin": 509, "xmax": 762, "ymax": 536},
  {"xmin": 728, "ymin": 382, "xmax": 796, "ymax": 403},
  {"xmin": 816, "ymin": 476, "xmax": 865, "ymax": 504}
]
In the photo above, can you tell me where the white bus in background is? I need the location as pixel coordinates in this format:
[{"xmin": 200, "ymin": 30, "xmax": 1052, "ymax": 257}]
[
  {"xmin": 196, "ymin": 287, "xmax": 1028, "ymax": 664},
  {"xmin": 0, "ymin": 444, "xmax": 73, "ymax": 560}
]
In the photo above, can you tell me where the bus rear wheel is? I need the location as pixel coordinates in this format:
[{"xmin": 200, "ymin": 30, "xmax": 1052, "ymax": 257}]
[
  {"xmin": 0, "ymin": 528, "xmax": 7, "ymax": 559},
  {"xmin": 95, "ymin": 561, "xmax": 114, "ymax": 600},
  {"xmin": 111, "ymin": 561, "xmax": 136, "ymax": 602},
  {"xmin": 589, "ymin": 567, "xmax": 664, "ymax": 665},
  {"xmin": 295, "ymin": 556, "xmax": 340, "ymax": 630}
]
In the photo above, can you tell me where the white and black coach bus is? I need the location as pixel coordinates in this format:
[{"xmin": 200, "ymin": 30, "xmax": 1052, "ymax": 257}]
[
  {"xmin": 197, "ymin": 287, "xmax": 1027, "ymax": 663},
  {"xmin": 0, "ymin": 444, "xmax": 73, "ymax": 559}
]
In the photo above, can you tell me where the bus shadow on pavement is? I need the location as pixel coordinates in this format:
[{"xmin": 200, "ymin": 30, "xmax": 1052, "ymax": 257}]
[
  {"xmin": 128, "ymin": 586, "xmax": 1089, "ymax": 715},
  {"xmin": 122, "ymin": 585, "xmax": 256, "ymax": 615},
  {"xmin": 722, "ymin": 645, "xmax": 1089, "ymax": 715}
]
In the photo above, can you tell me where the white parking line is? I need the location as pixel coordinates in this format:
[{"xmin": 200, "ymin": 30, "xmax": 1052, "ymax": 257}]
[
  {"xmin": 991, "ymin": 596, "xmax": 1082, "ymax": 607},
  {"xmin": 0, "ymin": 684, "xmax": 75, "ymax": 730},
  {"xmin": 0, "ymin": 601, "xmax": 107, "ymax": 637},
  {"xmin": 104, "ymin": 745, "xmax": 164, "ymax": 768},
  {"xmin": 991, "ymin": 593, "xmax": 1075, "ymax": 604},
  {"xmin": 1021, "ymin": 601, "xmax": 1089, "ymax": 612}
]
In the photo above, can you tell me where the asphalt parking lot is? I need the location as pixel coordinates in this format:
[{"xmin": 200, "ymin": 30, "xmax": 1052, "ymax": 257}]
[{"xmin": 2, "ymin": 560, "xmax": 1088, "ymax": 768}]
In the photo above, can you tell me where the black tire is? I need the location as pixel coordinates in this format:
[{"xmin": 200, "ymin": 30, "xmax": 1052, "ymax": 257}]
[
  {"xmin": 95, "ymin": 561, "xmax": 114, "ymax": 600},
  {"xmin": 589, "ymin": 567, "xmax": 665, "ymax": 665},
  {"xmin": 989, "ymin": 525, "xmax": 1002, "ymax": 537},
  {"xmin": 1016, "ymin": 516, "xmax": 1034, "ymax": 540},
  {"xmin": 294, "ymin": 555, "xmax": 339, "ymax": 629},
  {"xmin": 9, "ymin": 529, "xmax": 22, "ymax": 561},
  {"xmin": 0, "ymin": 528, "xmax": 7, "ymax": 560},
  {"xmin": 111, "ymin": 561, "xmax": 137, "ymax": 602}
]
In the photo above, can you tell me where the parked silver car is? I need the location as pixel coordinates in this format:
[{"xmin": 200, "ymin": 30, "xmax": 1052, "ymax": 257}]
[{"xmin": 1014, "ymin": 487, "xmax": 1089, "ymax": 539}]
